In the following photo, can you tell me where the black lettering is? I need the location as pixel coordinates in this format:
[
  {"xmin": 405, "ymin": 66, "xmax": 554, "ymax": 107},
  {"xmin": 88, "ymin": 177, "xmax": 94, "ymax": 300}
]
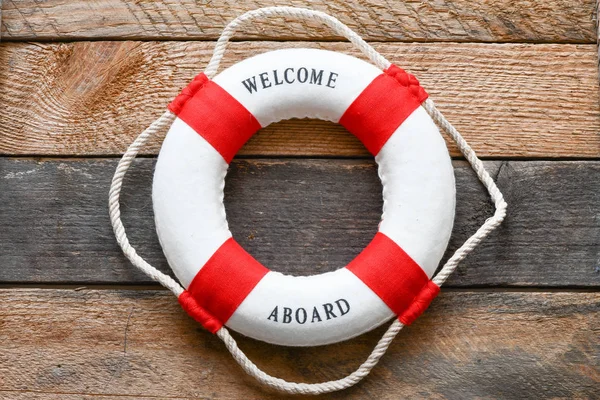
[
  {"xmin": 297, "ymin": 67, "xmax": 308, "ymax": 83},
  {"xmin": 326, "ymin": 72, "xmax": 338, "ymax": 88},
  {"xmin": 295, "ymin": 308, "xmax": 307, "ymax": 324},
  {"xmin": 259, "ymin": 72, "xmax": 272, "ymax": 89},
  {"xmin": 309, "ymin": 69, "xmax": 324, "ymax": 85},
  {"xmin": 284, "ymin": 68, "xmax": 295, "ymax": 84},
  {"xmin": 335, "ymin": 299, "xmax": 350, "ymax": 316},
  {"xmin": 242, "ymin": 76, "xmax": 258, "ymax": 94},
  {"xmin": 267, "ymin": 306, "xmax": 278, "ymax": 322},
  {"xmin": 311, "ymin": 307, "xmax": 322, "ymax": 323},
  {"xmin": 323, "ymin": 303, "xmax": 337, "ymax": 320},
  {"xmin": 268, "ymin": 302, "xmax": 348, "ymax": 323},
  {"xmin": 273, "ymin": 69, "xmax": 283, "ymax": 85},
  {"xmin": 283, "ymin": 307, "xmax": 292, "ymax": 323}
]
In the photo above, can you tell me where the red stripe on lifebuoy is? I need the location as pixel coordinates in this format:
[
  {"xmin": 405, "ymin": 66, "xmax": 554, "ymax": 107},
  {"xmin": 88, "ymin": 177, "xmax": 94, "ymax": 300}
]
[
  {"xmin": 181, "ymin": 237, "xmax": 269, "ymax": 332},
  {"xmin": 168, "ymin": 73, "xmax": 261, "ymax": 163},
  {"xmin": 339, "ymin": 65, "xmax": 428, "ymax": 156},
  {"xmin": 347, "ymin": 232, "xmax": 439, "ymax": 325}
]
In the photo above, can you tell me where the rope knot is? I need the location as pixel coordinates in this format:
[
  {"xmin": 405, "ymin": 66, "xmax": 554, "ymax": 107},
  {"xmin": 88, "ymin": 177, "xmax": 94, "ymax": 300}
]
[
  {"xmin": 178, "ymin": 290, "xmax": 222, "ymax": 333},
  {"xmin": 384, "ymin": 64, "xmax": 428, "ymax": 103},
  {"xmin": 168, "ymin": 73, "xmax": 210, "ymax": 114},
  {"xmin": 398, "ymin": 281, "xmax": 440, "ymax": 326}
]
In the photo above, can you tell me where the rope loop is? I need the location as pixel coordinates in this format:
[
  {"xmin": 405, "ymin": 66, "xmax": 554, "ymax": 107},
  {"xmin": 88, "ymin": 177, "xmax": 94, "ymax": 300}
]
[
  {"xmin": 204, "ymin": 6, "xmax": 391, "ymax": 78},
  {"xmin": 109, "ymin": 7, "xmax": 507, "ymax": 395}
]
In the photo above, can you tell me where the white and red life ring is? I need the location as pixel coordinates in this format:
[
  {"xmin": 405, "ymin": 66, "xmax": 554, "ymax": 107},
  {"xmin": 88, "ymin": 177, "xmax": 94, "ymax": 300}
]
[{"xmin": 153, "ymin": 48, "xmax": 456, "ymax": 346}]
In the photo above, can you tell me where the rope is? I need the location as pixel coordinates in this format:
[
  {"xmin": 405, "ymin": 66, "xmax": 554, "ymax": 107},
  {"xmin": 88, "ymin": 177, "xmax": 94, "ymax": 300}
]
[
  {"xmin": 203, "ymin": 7, "xmax": 390, "ymax": 78},
  {"xmin": 109, "ymin": 6, "xmax": 506, "ymax": 395},
  {"xmin": 108, "ymin": 110, "xmax": 182, "ymax": 297}
]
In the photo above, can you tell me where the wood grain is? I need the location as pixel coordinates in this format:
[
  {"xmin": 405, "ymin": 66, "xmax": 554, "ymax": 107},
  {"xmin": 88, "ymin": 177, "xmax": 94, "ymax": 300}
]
[
  {"xmin": 0, "ymin": 0, "xmax": 595, "ymax": 43},
  {"xmin": 1, "ymin": 158, "xmax": 599, "ymax": 287},
  {"xmin": 0, "ymin": 289, "xmax": 597, "ymax": 399},
  {"xmin": 1, "ymin": 41, "xmax": 599, "ymax": 158},
  {"xmin": 1, "ymin": 1, "xmax": 597, "ymax": 398}
]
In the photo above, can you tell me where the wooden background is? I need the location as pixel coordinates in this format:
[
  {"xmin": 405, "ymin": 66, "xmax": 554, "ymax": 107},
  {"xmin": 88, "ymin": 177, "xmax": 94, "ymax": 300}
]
[{"xmin": 1, "ymin": 1, "xmax": 599, "ymax": 399}]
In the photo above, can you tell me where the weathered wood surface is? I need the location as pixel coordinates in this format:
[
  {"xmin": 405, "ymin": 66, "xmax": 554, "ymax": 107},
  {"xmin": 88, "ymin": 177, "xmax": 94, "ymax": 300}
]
[
  {"xmin": 1, "ymin": 1, "xmax": 597, "ymax": 398},
  {"xmin": 0, "ymin": 289, "xmax": 597, "ymax": 399},
  {"xmin": 1, "ymin": 41, "xmax": 599, "ymax": 158},
  {"xmin": 596, "ymin": 0, "xmax": 600, "ymax": 85},
  {"xmin": 1, "ymin": 158, "xmax": 599, "ymax": 287},
  {"xmin": 0, "ymin": 0, "xmax": 595, "ymax": 43}
]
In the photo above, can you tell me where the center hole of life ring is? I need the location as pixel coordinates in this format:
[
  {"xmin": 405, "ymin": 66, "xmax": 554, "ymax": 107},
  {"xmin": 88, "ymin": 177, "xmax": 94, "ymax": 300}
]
[{"xmin": 223, "ymin": 155, "xmax": 382, "ymax": 276}]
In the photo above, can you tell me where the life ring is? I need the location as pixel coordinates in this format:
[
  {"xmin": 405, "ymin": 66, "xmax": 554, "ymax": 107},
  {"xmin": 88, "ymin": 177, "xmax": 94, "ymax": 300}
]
[
  {"xmin": 111, "ymin": 7, "xmax": 507, "ymax": 393},
  {"xmin": 152, "ymin": 48, "xmax": 456, "ymax": 346}
]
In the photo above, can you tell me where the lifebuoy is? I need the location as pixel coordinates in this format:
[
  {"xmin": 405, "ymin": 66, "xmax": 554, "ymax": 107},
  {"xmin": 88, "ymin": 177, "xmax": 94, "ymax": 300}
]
[
  {"xmin": 110, "ymin": 7, "xmax": 506, "ymax": 393},
  {"xmin": 152, "ymin": 48, "xmax": 456, "ymax": 346}
]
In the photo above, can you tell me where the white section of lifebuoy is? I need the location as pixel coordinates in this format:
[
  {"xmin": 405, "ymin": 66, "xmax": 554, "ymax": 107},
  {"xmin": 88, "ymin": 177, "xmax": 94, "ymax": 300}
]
[
  {"xmin": 377, "ymin": 107, "xmax": 456, "ymax": 278},
  {"xmin": 153, "ymin": 118, "xmax": 231, "ymax": 288},
  {"xmin": 212, "ymin": 48, "xmax": 381, "ymax": 125},
  {"xmin": 153, "ymin": 48, "xmax": 456, "ymax": 346},
  {"xmin": 227, "ymin": 269, "xmax": 393, "ymax": 346}
]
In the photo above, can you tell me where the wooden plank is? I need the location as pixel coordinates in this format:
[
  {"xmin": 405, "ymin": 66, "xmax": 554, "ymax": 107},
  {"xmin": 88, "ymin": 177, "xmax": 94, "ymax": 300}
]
[
  {"xmin": 597, "ymin": 0, "xmax": 600, "ymax": 85},
  {"xmin": 1, "ymin": 158, "xmax": 599, "ymax": 287},
  {"xmin": 1, "ymin": 41, "xmax": 599, "ymax": 158},
  {"xmin": 0, "ymin": 289, "xmax": 597, "ymax": 399},
  {"xmin": 0, "ymin": 0, "xmax": 595, "ymax": 43},
  {"xmin": 2, "ymin": 395, "xmax": 172, "ymax": 400}
]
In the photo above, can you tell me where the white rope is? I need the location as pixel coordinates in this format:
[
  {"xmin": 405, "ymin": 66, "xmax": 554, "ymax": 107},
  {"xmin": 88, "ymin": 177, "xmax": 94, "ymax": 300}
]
[
  {"xmin": 109, "ymin": 6, "xmax": 506, "ymax": 395},
  {"xmin": 109, "ymin": 110, "xmax": 183, "ymax": 297}
]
